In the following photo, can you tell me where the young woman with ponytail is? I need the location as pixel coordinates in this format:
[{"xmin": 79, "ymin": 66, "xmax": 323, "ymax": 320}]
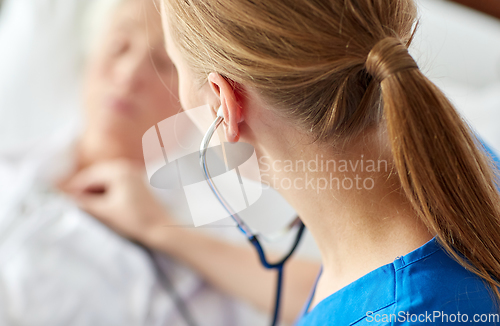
[
  {"xmin": 68, "ymin": 0, "xmax": 500, "ymax": 324},
  {"xmin": 158, "ymin": 0, "xmax": 500, "ymax": 323}
]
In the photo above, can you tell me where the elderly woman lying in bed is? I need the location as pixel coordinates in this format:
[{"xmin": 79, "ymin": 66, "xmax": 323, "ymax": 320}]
[{"xmin": 0, "ymin": 0, "xmax": 317, "ymax": 324}]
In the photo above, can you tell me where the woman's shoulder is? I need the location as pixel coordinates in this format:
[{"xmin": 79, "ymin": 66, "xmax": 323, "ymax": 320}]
[
  {"xmin": 390, "ymin": 237, "xmax": 498, "ymax": 324},
  {"xmin": 297, "ymin": 237, "xmax": 499, "ymax": 326}
]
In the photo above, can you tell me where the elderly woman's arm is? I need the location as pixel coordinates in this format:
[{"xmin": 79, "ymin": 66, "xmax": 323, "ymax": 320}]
[
  {"xmin": 147, "ymin": 224, "xmax": 320, "ymax": 323},
  {"xmin": 63, "ymin": 159, "xmax": 320, "ymax": 324}
]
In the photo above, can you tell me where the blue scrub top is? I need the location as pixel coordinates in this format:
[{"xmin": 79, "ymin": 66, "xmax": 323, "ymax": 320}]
[
  {"xmin": 296, "ymin": 141, "xmax": 500, "ymax": 326},
  {"xmin": 296, "ymin": 237, "xmax": 498, "ymax": 325}
]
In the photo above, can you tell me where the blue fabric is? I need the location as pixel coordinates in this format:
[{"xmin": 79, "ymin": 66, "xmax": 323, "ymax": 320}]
[
  {"xmin": 481, "ymin": 140, "xmax": 500, "ymax": 167},
  {"xmin": 296, "ymin": 237, "xmax": 499, "ymax": 325},
  {"xmin": 296, "ymin": 141, "xmax": 500, "ymax": 326}
]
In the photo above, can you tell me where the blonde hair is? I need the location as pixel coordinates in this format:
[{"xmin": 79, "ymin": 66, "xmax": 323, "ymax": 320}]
[{"xmin": 164, "ymin": 0, "xmax": 500, "ymax": 302}]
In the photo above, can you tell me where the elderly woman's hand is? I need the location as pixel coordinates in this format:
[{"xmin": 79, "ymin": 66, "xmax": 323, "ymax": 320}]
[{"xmin": 63, "ymin": 159, "xmax": 170, "ymax": 243}]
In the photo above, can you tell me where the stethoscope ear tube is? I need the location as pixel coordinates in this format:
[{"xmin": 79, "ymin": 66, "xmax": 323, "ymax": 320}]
[{"xmin": 200, "ymin": 109, "xmax": 307, "ymax": 326}]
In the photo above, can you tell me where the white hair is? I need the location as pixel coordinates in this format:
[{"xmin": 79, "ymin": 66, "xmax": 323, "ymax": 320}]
[{"xmin": 81, "ymin": 0, "xmax": 125, "ymax": 56}]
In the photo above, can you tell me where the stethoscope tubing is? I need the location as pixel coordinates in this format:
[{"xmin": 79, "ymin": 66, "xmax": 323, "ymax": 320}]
[{"xmin": 199, "ymin": 110, "xmax": 306, "ymax": 326}]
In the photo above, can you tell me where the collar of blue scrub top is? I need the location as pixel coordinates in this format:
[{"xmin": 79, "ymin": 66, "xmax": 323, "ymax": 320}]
[{"xmin": 295, "ymin": 236, "xmax": 441, "ymax": 326}]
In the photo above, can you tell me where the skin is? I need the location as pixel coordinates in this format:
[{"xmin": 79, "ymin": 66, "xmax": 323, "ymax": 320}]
[{"xmin": 63, "ymin": 0, "xmax": 321, "ymax": 323}]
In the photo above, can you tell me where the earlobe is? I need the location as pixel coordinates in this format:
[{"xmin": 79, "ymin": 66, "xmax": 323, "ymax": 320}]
[{"xmin": 207, "ymin": 72, "xmax": 244, "ymax": 143}]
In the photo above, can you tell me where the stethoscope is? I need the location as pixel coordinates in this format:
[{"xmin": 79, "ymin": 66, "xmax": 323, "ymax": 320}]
[{"xmin": 199, "ymin": 106, "xmax": 306, "ymax": 326}]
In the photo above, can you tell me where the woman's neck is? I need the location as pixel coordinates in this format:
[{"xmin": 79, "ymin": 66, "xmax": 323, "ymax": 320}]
[
  {"xmin": 76, "ymin": 129, "xmax": 145, "ymax": 171},
  {"xmin": 260, "ymin": 126, "xmax": 434, "ymax": 306},
  {"xmin": 57, "ymin": 130, "xmax": 145, "ymax": 189}
]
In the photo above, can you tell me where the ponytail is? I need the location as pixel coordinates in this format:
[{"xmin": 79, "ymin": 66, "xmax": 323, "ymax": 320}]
[{"xmin": 366, "ymin": 37, "xmax": 500, "ymax": 303}]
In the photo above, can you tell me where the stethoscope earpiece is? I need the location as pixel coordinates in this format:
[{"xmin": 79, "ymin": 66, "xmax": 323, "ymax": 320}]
[{"xmin": 216, "ymin": 105, "xmax": 224, "ymax": 118}]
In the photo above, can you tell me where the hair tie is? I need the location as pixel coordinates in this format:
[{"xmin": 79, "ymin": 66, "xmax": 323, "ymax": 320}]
[{"xmin": 365, "ymin": 37, "xmax": 418, "ymax": 82}]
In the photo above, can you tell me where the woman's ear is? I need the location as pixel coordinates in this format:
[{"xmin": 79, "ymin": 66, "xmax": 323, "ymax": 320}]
[{"xmin": 207, "ymin": 72, "xmax": 244, "ymax": 143}]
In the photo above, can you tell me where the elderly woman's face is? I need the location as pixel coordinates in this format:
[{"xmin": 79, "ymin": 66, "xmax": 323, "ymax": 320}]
[{"xmin": 83, "ymin": 0, "xmax": 179, "ymax": 150}]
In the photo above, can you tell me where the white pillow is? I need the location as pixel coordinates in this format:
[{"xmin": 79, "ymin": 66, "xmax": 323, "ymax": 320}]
[{"xmin": 0, "ymin": 0, "xmax": 119, "ymax": 153}]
